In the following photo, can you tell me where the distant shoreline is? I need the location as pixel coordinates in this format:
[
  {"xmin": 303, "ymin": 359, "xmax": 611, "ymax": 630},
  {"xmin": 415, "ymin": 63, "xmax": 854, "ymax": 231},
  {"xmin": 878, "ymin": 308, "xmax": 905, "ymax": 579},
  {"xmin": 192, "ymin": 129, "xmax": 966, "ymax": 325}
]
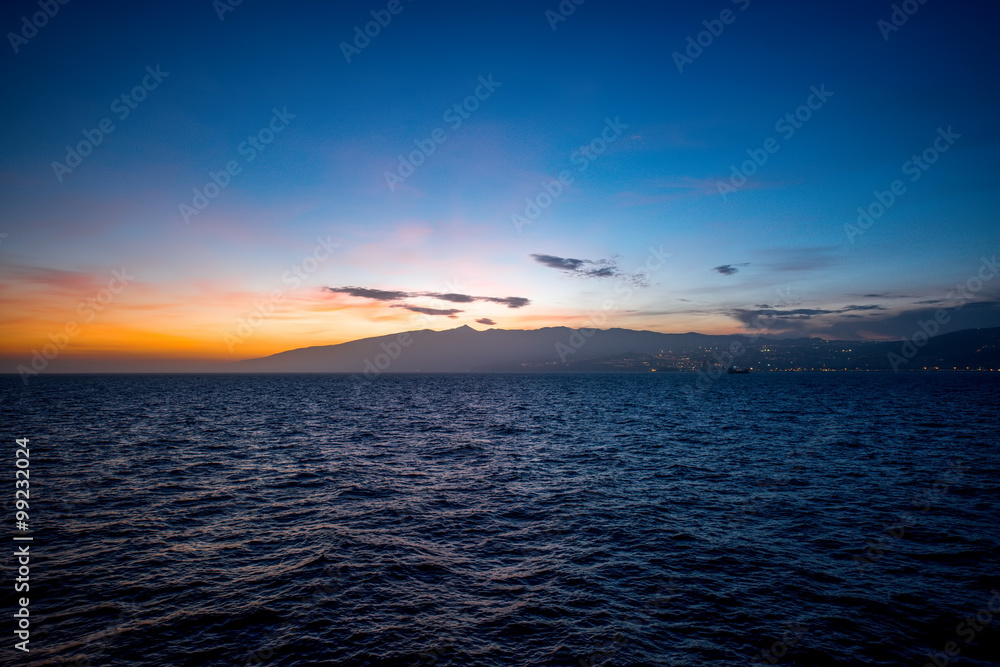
[{"xmin": 2, "ymin": 368, "xmax": 998, "ymax": 377}]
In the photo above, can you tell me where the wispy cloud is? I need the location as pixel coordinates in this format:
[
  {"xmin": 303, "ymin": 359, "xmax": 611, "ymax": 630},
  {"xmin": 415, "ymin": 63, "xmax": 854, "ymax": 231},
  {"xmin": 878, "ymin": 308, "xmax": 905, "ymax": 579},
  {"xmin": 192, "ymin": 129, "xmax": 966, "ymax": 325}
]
[
  {"xmin": 758, "ymin": 246, "xmax": 842, "ymax": 273},
  {"xmin": 731, "ymin": 301, "xmax": 1000, "ymax": 339},
  {"xmin": 481, "ymin": 296, "xmax": 531, "ymax": 308},
  {"xmin": 390, "ymin": 305, "xmax": 462, "ymax": 318},
  {"xmin": 325, "ymin": 286, "xmax": 530, "ymax": 309},
  {"xmin": 476, "ymin": 317, "xmax": 496, "ymax": 326},
  {"xmin": 426, "ymin": 292, "xmax": 477, "ymax": 304},
  {"xmin": 713, "ymin": 263, "xmax": 749, "ymax": 276},
  {"xmin": 531, "ymin": 253, "xmax": 621, "ymax": 279},
  {"xmin": 326, "ymin": 286, "xmax": 410, "ymax": 301},
  {"xmin": 732, "ymin": 303, "xmax": 886, "ymax": 326}
]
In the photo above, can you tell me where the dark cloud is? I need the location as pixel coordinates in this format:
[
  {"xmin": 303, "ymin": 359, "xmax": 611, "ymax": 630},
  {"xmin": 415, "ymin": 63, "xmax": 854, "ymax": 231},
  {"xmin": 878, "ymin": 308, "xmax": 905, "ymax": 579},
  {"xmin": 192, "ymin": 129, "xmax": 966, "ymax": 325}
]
[
  {"xmin": 713, "ymin": 263, "xmax": 749, "ymax": 275},
  {"xmin": 325, "ymin": 286, "xmax": 409, "ymax": 301},
  {"xmin": 732, "ymin": 304, "xmax": 884, "ymax": 326},
  {"xmin": 531, "ymin": 253, "xmax": 622, "ymax": 279},
  {"xmin": 532, "ymin": 254, "xmax": 585, "ymax": 271},
  {"xmin": 326, "ymin": 287, "xmax": 530, "ymax": 309},
  {"xmin": 730, "ymin": 301, "xmax": 1000, "ymax": 339},
  {"xmin": 476, "ymin": 318, "xmax": 496, "ymax": 326},
  {"xmin": 425, "ymin": 292, "xmax": 477, "ymax": 304},
  {"xmin": 769, "ymin": 308, "xmax": 834, "ymax": 317},
  {"xmin": 853, "ymin": 293, "xmax": 915, "ymax": 299},
  {"xmin": 390, "ymin": 305, "xmax": 462, "ymax": 318},
  {"xmin": 482, "ymin": 296, "xmax": 530, "ymax": 309}
]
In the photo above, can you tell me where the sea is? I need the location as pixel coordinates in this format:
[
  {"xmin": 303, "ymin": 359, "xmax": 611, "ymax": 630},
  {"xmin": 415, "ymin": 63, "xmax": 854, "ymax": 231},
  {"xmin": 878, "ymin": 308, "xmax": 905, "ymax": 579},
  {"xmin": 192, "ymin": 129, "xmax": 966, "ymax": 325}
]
[{"xmin": 1, "ymin": 372, "xmax": 998, "ymax": 666}]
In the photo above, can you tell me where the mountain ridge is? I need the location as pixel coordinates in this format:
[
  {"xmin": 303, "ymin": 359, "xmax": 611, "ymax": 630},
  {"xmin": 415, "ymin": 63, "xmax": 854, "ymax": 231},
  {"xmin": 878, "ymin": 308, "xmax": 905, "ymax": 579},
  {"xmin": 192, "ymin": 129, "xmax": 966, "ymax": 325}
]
[{"xmin": 233, "ymin": 325, "xmax": 1000, "ymax": 373}]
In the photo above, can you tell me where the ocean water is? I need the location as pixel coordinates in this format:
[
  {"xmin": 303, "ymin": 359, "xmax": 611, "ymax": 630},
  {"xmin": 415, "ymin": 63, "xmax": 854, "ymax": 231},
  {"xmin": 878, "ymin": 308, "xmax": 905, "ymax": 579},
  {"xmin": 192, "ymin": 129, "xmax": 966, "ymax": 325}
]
[{"xmin": 1, "ymin": 372, "xmax": 998, "ymax": 666}]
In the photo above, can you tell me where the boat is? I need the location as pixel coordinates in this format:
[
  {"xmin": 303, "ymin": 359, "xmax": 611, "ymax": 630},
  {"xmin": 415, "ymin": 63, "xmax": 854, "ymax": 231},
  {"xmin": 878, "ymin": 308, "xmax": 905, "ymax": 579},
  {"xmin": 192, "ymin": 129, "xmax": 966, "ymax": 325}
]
[{"xmin": 726, "ymin": 366, "xmax": 751, "ymax": 374}]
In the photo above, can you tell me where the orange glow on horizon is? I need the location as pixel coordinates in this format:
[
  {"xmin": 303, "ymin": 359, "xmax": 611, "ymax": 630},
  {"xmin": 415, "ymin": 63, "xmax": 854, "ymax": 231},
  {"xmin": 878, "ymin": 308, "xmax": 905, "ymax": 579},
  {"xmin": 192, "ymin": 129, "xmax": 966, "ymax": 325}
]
[{"xmin": 0, "ymin": 265, "xmax": 761, "ymax": 365}]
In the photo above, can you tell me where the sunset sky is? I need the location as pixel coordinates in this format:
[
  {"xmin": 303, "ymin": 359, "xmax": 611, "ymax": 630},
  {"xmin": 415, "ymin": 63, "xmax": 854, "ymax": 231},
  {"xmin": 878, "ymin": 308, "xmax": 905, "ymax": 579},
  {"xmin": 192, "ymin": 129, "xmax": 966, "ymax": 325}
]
[{"xmin": 1, "ymin": 0, "xmax": 998, "ymax": 371}]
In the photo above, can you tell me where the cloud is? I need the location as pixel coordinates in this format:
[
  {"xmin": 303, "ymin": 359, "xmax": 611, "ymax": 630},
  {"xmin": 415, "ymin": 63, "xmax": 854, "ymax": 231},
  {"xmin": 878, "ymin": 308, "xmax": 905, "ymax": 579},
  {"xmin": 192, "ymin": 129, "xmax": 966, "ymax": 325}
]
[
  {"xmin": 532, "ymin": 254, "xmax": 585, "ymax": 271},
  {"xmin": 326, "ymin": 286, "xmax": 530, "ymax": 309},
  {"xmin": 476, "ymin": 318, "xmax": 496, "ymax": 326},
  {"xmin": 481, "ymin": 296, "xmax": 530, "ymax": 308},
  {"xmin": 733, "ymin": 307, "xmax": 830, "ymax": 321},
  {"xmin": 531, "ymin": 253, "xmax": 622, "ymax": 279},
  {"xmin": 847, "ymin": 293, "xmax": 917, "ymax": 300},
  {"xmin": 728, "ymin": 301, "xmax": 1000, "ymax": 339},
  {"xmin": 0, "ymin": 263, "xmax": 121, "ymax": 293},
  {"xmin": 757, "ymin": 246, "xmax": 842, "ymax": 273},
  {"xmin": 390, "ymin": 305, "xmax": 462, "ymax": 318},
  {"xmin": 324, "ymin": 286, "xmax": 409, "ymax": 301},
  {"xmin": 732, "ymin": 303, "xmax": 886, "ymax": 327},
  {"xmin": 425, "ymin": 292, "xmax": 477, "ymax": 304},
  {"xmin": 713, "ymin": 263, "xmax": 749, "ymax": 275}
]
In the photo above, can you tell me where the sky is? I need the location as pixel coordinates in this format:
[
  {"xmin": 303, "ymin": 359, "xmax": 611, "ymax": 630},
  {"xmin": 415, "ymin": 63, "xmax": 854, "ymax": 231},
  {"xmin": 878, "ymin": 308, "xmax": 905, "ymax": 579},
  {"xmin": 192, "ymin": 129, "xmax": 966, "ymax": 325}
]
[{"xmin": 1, "ymin": 0, "xmax": 999, "ymax": 371}]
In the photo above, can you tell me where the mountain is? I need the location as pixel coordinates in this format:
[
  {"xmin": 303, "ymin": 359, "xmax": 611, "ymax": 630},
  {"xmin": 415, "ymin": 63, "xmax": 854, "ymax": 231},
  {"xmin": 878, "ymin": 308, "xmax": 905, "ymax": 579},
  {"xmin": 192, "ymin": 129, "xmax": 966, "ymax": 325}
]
[{"xmin": 233, "ymin": 326, "xmax": 1000, "ymax": 373}]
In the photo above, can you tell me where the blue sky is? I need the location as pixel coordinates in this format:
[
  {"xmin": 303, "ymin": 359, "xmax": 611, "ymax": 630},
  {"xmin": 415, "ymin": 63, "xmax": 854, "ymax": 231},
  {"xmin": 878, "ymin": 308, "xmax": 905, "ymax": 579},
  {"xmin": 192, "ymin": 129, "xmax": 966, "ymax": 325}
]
[{"xmin": 1, "ymin": 0, "xmax": 998, "ymax": 366}]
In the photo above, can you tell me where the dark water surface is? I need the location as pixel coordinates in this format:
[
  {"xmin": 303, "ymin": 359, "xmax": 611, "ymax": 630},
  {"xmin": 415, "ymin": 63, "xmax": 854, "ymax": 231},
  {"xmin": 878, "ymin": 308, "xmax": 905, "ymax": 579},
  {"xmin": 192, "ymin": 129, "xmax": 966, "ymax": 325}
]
[{"xmin": 1, "ymin": 373, "xmax": 998, "ymax": 666}]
